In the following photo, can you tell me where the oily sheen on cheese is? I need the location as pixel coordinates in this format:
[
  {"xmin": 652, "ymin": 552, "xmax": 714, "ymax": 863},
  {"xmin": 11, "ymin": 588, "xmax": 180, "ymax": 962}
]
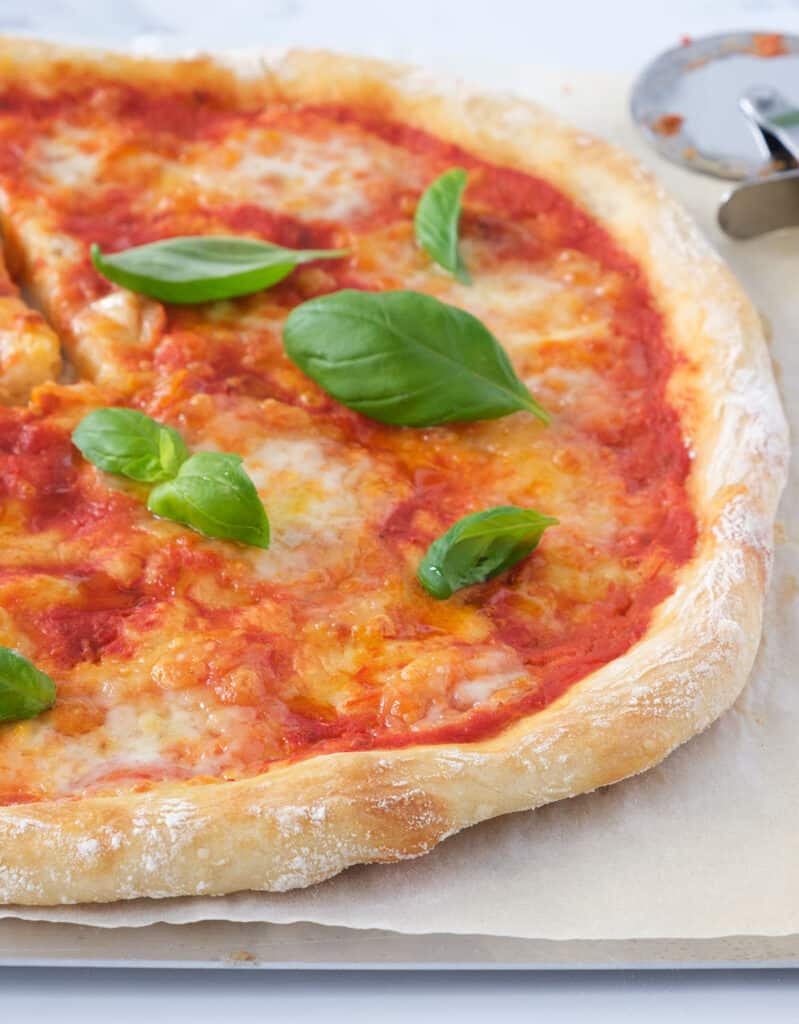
[{"xmin": 0, "ymin": 62, "xmax": 696, "ymax": 807}]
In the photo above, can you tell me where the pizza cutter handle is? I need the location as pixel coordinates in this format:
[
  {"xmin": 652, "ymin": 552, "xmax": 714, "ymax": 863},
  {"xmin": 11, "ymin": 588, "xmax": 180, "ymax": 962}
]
[
  {"xmin": 718, "ymin": 168, "xmax": 799, "ymax": 239},
  {"xmin": 718, "ymin": 86, "xmax": 799, "ymax": 238}
]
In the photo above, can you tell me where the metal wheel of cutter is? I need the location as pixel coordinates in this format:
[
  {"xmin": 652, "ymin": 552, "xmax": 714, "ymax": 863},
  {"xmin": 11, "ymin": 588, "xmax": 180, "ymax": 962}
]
[{"xmin": 630, "ymin": 31, "xmax": 799, "ymax": 238}]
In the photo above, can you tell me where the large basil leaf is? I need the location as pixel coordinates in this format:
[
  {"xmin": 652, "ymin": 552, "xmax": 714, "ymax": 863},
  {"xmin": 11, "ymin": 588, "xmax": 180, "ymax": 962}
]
[
  {"xmin": 148, "ymin": 451, "xmax": 270, "ymax": 549},
  {"xmin": 72, "ymin": 408, "xmax": 189, "ymax": 483},
  {"xmin": 283, "ymin": 289, "xmax": 549, "ymax": 426},
  {"xmin": 0, "ymin": 647, "xmax": 56, "ymax": 723},
  {"xmin": 414, "ymin": 167, "xmax": 470, "ymax": 283},
  {"xmin": 417, "ymin": 506, "xmax": 558, "ymax": 599},
  {"xmin": 91, "ymin": 236, "xmax": 348, "ymax": 304}
]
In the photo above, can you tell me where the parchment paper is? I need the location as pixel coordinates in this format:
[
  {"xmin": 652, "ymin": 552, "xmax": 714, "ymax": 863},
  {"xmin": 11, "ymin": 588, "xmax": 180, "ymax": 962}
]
[{"xmin": 2, "ymin": 68, "xmax": 797, "ymax": 940}]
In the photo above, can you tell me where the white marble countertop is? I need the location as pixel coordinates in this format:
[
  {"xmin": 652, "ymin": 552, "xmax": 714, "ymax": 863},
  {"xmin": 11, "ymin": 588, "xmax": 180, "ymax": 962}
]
[{"xmin": 3, "ymin": 0, "xmax": 799, "ymax": 1017}]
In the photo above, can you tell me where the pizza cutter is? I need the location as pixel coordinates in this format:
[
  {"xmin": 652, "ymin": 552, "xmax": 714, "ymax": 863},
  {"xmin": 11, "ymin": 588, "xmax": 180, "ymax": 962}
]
[{"xmin": 630, "ymin": 30, "xmax": 799, "ymax": 238}]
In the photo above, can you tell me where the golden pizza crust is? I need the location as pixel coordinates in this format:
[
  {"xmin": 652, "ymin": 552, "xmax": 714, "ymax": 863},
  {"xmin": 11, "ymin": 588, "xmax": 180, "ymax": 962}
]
[{"xmin": 0, "ymin": 39, "xmax": 788, "ymax": 905}]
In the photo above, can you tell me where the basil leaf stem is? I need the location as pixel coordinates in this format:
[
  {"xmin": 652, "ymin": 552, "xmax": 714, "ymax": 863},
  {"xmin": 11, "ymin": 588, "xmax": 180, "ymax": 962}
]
[
  {"xmin": 417, "ymin": 506, "xmax": 558, "ymax": 599},
  {"xmin": 0, "ymin": 648, "xmax": 56, "ymax": 723},
  {"xmin": 283, "ymin": 289, "xmax": 548, "ymax": 427},
  {"xmin": 72, "ymin": 408, "xmax": 189, "ymax": 483},
  {"xmin": 148, "ymin": 451, "xmax": 270, "ymax": 549},
  {"xmin": 91, "ymin": 236, "xmax": 348, "ymax": 304},
  {"xmin": 415, "ymin": 168, "xmax": 470, "ymax": 283}
]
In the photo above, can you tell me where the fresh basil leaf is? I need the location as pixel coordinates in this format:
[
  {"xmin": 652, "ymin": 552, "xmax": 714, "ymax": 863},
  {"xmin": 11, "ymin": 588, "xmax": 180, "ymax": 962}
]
[
  {"xmin": 148, "ymin": 451, "xmax": 270, "ymax": 549},
  {"xmin": 415, "ymin": 167, "xmax": 470, "ymax": 283},
  {"xmin": 417, "ymin": 506, "xmax": 558, "ymax": 599},
  {"xmin": 91, "ymin": 236, "xmax": 348, "ymax": 304},
  {"xmin": 283, "ymin": 289, "xmax": 549, "ymax": 426},
  {"xmin": 72, "ymin": 408, "xmax": 189, "ymax": 483},
  {"xmin": 0, "ymin": 647, "xmax": 56, "ymax": 723}
]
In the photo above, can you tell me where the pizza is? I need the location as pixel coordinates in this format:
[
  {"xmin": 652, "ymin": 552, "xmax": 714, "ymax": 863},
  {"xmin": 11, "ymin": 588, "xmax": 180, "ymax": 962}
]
[{"xmin": 0, "ymin": 39, "xmax": 787, "ymax": 905}]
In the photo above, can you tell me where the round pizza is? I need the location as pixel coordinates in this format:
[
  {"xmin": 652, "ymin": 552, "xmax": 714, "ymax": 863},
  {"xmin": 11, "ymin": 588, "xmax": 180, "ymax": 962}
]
[{"xmin": 0, "ymin": 40, "xmax": 787, "ymax": 905}]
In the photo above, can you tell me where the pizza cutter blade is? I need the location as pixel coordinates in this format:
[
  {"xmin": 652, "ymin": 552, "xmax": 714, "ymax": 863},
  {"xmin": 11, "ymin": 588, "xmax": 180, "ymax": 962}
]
[{"xmin": 630, "ymin": 31, "xmax": 799, "ymax": 238}]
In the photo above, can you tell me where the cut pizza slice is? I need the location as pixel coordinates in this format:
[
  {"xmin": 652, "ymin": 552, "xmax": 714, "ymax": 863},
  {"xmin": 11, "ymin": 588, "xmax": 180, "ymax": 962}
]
[
  {"xmin": 0, "ymin": 40, "xmax": 787, "ymax": 906},
  {"xmin": 0, "ymin": 239, "xmax": 61, "ymax": 404}
]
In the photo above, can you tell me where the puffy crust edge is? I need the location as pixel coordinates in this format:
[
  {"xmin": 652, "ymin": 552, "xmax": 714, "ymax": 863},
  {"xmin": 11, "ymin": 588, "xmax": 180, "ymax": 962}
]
[{"xmin": 0, "ymin": 41, "xmax": 789, "ymax": 905}]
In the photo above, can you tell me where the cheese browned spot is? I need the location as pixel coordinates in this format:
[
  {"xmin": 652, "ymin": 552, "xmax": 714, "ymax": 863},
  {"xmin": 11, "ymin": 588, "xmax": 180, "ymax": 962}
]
[{"xmin": 0, "ymin": 70, "xmax": 696, "ymax": 804}]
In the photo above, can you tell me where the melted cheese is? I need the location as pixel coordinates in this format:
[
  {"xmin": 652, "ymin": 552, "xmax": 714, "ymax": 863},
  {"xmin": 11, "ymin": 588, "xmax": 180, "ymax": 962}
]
[
  {"xmin": 173, "ymin": 131, "xmax": 417, "ymax": 221},
  {"xmin": 33, "ymin": 131, "xmax": 102, "ymax": 188},
  {"xmin": 243, "ymin": 435, "xmax": 401, "ymax": 580}
]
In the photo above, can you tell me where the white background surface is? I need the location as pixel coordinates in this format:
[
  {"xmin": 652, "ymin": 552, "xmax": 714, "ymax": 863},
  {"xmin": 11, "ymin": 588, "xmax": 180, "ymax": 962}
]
[{"xmin": 3, "ymin": 0, "xmax": 799, "ymax": 1016}]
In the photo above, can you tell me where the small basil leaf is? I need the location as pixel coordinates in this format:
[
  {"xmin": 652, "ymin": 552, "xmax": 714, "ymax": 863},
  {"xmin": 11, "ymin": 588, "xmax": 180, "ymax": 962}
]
[
  {"xmin": 91, "ymin": 236, "xmax": 348, "ymax": 304},
  {"xmin": 148, "ymin": 451, "xmax": 270, "ymax": 549},
  {"xmin": 415, "ymin": 167, "xmax": 470, "ymax": 283},
  {"xmin": 283, "ymin": 289, "xmax": 549, "ymax": 426},
  {"xmin": 72, "ymin": 408, "xmax": 189, "ymax": 483},
  {"xmin": 0, "ymin": 647, "xmax": 56, "ymax": 723},
  {"xmin": 417, "ymin": 506, "xmax": 558, "ymax": 599}
]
